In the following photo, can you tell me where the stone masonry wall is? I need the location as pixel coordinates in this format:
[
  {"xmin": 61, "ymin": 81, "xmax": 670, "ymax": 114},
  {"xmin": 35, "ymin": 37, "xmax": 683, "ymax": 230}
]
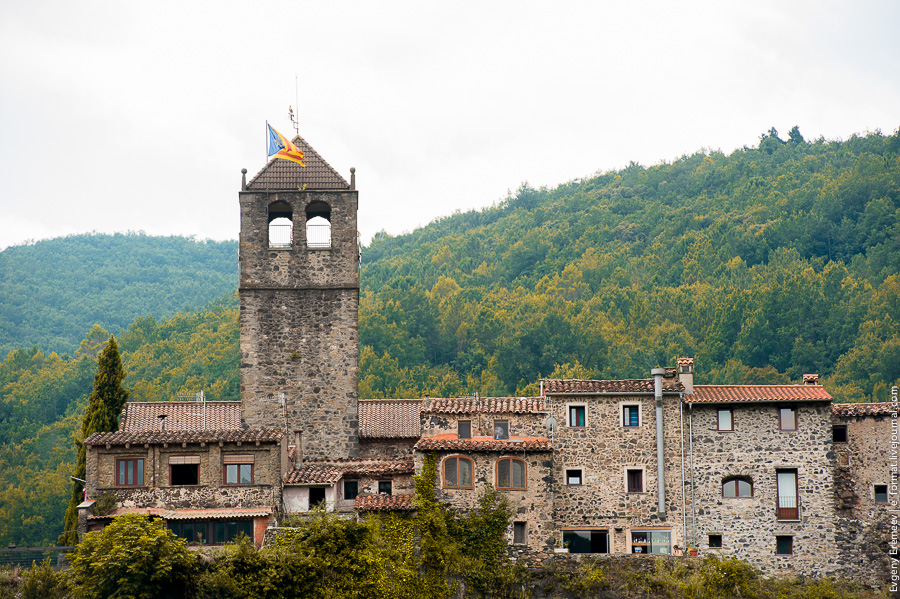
[
  {"xmin": 688, "ymin": 402, "xmax": 835, "ymax": 578},
  {"xmin": 358, "ymin": 438, "xmax": 417, "ymax": 459},
  {"xmin": 88, "ymin": 442, "xmax": 280, "ymax": 511},
  {"xmin": 832, "ymin": 412, "xmax": 894, "ymax": 585},
  {"xmin": 549, "ymin": 392, "xmax": 686, "ymax": 554},
  {"xmin": 420, "ymin": 411, "xmax": 547, "ymax": 440},
  {"xmin": 239, "ymin": 189, "xmax": 360, "ymax": 459}
]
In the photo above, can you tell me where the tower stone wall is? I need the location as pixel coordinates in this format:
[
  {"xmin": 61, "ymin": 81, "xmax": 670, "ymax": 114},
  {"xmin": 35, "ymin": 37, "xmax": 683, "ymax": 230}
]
[{"xmin": 239, "ymin": 188, "xmax": 359, "ymax": 459}]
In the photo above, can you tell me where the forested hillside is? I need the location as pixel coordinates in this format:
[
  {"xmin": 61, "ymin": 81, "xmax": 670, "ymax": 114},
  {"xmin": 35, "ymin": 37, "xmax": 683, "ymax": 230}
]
[
  {"xmin": 358, "ymin": 128, "xmax": 900, "ymax": 402},
  {"xmin": 0, "ymin": 233, "xmax": 237, "ymax": 357},
  {"xmin": 1, "ymin": 128, "xmax": 898, "ymax": 547}
]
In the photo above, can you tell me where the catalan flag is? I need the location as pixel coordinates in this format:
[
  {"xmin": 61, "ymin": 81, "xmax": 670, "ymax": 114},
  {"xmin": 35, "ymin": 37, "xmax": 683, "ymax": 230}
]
[{"xmin": 267, "ymin": 124, "xmax": 306, "ymax": 166}]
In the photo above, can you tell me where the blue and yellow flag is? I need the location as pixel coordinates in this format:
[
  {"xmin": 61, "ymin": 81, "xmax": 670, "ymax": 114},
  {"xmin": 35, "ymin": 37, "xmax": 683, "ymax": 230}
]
[{"xmin": 267, "ymin": 124, "xmax": 306, "ymax": 166}]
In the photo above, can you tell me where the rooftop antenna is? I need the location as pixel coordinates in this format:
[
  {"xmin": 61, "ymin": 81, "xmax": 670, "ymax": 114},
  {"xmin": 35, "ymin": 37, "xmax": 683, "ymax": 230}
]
[{"xmin": 289, "ymin": 74, "xmax": 299, "ymax": 135}]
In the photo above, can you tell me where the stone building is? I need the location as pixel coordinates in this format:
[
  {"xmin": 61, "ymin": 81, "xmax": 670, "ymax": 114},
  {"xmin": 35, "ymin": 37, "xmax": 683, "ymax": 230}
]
[{"xmin": 77, "ymin": 133, "xmax": 893, "ymax": 584}]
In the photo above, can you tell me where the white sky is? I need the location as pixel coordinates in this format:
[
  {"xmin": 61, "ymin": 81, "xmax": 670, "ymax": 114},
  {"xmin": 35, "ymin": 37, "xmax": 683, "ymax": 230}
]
[{"xmin": 1, "ymin": 0, "xmax": 898, "ymax": 251}]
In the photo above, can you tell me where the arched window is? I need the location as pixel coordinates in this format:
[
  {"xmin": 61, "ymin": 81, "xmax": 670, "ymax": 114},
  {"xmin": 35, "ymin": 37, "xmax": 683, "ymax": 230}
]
[
  {"xmin": 723, "ymin": 477, "xmax": 753, "ymax": 498},
  {"xmin": 305, "ymin": 201, "xmax": 331, "ymax": 248},
  {"xmin": 497, "ymin": 457, "xmax": 526, "ymax": 490},
  {"xmin": 443, "ymin": 456, "xmax": 474, "ymax": 489},
  {"xmin": 268, "ymin": 201, "xmax": 292, "ymax": 249}
]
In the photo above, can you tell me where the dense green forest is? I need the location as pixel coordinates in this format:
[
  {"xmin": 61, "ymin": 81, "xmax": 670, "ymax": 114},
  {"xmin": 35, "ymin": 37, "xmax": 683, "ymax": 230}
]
[
  {"xmin": 0, "ymin": 128, "xmax": 898, "ymax": 546},
  {"xmin": 0, "ymin": 233, "xmax": 237, "ymax": 357}
]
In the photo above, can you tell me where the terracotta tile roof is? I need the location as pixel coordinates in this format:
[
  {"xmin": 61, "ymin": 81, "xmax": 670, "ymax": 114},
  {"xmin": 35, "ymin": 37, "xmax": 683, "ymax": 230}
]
[
  {"xmin": 88, "ymin": 507, "xmax": 271, "ymax": 520},
  {"xmin": 284, "ymin": 459, "xmax": 414, "ymax": 485},
  {"xmin": 686, "ymin": 385, "xmax": 833, "ymax": 404},
  {"xmin": 246, "ymin": 135, "xmax": 350, "ymax": 191},
  {"xmin": 84, "ymin": 428, "xmax": 284, "ymax": 446},
  {"xmin": 414, "ymin": 436, "xmax": 552, "ymax": 453},
  {"xmin": 424, "ymin": 397, "xmax": 546, "ymax": 414},
  {"xmin": 832, "ymin": 402, "xmax": 896, "ymax": 417},
  {"xmin": 120, "ymin": 401, "xmax": 242, "ymax": 432},
  {"xmin": 355, "ymin": 493, "xmax": 416, "ymax": 512},
  {"xmin": 359, "ymin": 399, "xmax": 423, "ymax": 438},
  {"xmin": 543, "ymin": 378, "xmax": 684, "ymax": 394}
]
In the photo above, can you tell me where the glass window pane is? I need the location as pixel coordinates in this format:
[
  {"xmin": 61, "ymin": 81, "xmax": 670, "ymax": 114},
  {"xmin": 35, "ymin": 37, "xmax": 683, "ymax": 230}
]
[
  {"xmin": 494, "ymin": 421, "xmax": 509, "ymax": 440},
  {"xmin": 445, "ymin": 458, "xmax": 458, "ymax": 486},
  {"xmin": 738, "ymin": 480, "xmax": 752, "ymax": 497},
  {"xmin": 127, "ymin": 461, "xmax": 134, "ymax": 485},
  {"xmin": 718, "ymin": 410, "xmax": 732, "ymax": 430},
  {"xmin": 458, "ymin": 421, "xmax": 471, "ymax": 439},
  {"xmin": 118, "ymin": 461, "xmax": 125, "ymax": 485},
  {"xmin": 650, "ymin": 531, "xmax": 671, "ymax": 554},
  {"xmin": 512, "ymin": 460, "xmax": 525, "ymax": 488},
  {"xmin": 780, "ymin": 408, "xmax": 796, "ymax": 429},
  {"xmin": 225, "ymin": 464, "xmax": 236, "ymax": 484},
  {"xmin": 344, "ymin": 480, "xmax": 358, "ymax": 500},
  {"xmin": 215, "ymin": 522, "xmax": 226, "ymax": 544},
  {"xmin": 723, "ymin": 480, "xmax": 736, "ymax": 497},
  {"xmin": 564, "ymin": 530, "xmax": 591, "ymax": 553},
  {"xmin": 137, "ymin": 460, "xmax": 143, "ymax": 485},
  {"xmin": 240, "ymin": 464, "xmax": 252, "ymax": 484},
  {"xmin": 240, "ymin": 520, "xmax": 254, "ymax": 541},
  {"xmin": 460, "ymin": 459, "xmax": 472, "ymax": 487},
  {"xmin": 498, "ymin": 459, "xmax": 510, "ymax": 488}
]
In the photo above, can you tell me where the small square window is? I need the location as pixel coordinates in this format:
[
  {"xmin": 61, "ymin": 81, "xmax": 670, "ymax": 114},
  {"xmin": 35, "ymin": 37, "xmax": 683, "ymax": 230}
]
[
  {"xmin": 875, "ymin": 485, "xmax": 889, "ymax": 503},
  {"xmin": 378, "ymin": 480, "xmax": 392, "ymax": 495},
  {"xmin": 494, "ymin": 420, "xmax": 509, "ymax": 440},
  {"xmin": 566, "ymin": 469, "xmax": 583, "ymax": 485},
  {"xmin": 171, "ymin": 463, "xmax": 199, "ymax": 486},
  {"xmin": 717, "ymin": 409, "xmax": 733, "ymax": 431},
  {"xmin": 568, "ymin": 405, "xmax": 586, "ymax": 427},
  {"xmin": 833, "ymin": 425, "xmax": 848, "ymax": 443},
  {"xmin": 117, "ymin": 458, "xmax": 144, "ymax": 487},
  {"xmin": 623, "ymin": 405, "xmax": 640, "ymax": 427},
  {"xmin": 779, "ymin": 407, "xmax": 797, "ymax": 431},
  {"xmin": 458, "ymin": 420, "xmax": 472, "ymax": 439},
  {"xmin": 627, "ymin": 469, "xmax": 643, "ymax": 493},
  {"xmin": 776, "ymin": 536, "xmax": 793, "ymax": 555},
  {"xmin": 513, "ymin": 522, "xmax": 526, "ymax": 545},
  {"xmin": 224, "ymin": 463, "xmax": 253, "ymax": 485},
  {"xmin": 344, "ymin": 480, "xmax": 358, "ymax": 501},
  {"xmin": 708, "ymin": 534, "xmax": 722, "ymax": 548},
  {"xmin": 309, "ymin": 487, "xmax": 326, "ymax": 508}
]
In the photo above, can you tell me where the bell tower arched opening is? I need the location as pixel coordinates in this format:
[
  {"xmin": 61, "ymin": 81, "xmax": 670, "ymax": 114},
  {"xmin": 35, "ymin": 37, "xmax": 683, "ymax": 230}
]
[
  {"xmin": 305, "ymin": 201, "xmax": 331, "ymax": 249},
  {"xmin": 267, "ymin": 201, "xmax": 293, "ymax": 249}
]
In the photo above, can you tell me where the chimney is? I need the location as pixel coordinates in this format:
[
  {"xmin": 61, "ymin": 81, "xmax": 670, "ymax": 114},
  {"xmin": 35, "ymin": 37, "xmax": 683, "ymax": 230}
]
[
  {"xmin": 677, "ymin": 358, "xmax": 694, "ymax": 394},
  {"xmin": 802, "ymin": 374, "xmax": 819, "ymax": 385},
  {"xmin": 651, "ymin": 367, "xmax": 667, "ymax": 519},
  {"xmin": 293, "ymin": 430, "xmax": 303, "ymax": 468}
]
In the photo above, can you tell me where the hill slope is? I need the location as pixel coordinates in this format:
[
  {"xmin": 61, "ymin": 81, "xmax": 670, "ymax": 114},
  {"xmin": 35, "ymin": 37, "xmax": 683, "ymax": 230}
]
[{"xmin": 0, "ymin": 233, "xmax": 237, "ymax": 358}]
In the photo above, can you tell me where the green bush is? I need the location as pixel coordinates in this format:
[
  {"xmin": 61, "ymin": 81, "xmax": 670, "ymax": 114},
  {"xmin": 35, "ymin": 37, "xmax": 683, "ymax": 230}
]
[{"xmin": 20, "ymin": 558, "xmax": 68, "ymax": 599}]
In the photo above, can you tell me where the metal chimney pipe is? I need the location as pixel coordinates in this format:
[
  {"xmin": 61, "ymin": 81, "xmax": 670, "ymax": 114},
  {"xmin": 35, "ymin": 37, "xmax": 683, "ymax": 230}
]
[{"xmin": 651, "ymin": 367, "xmax": 667, "ymax": 519}]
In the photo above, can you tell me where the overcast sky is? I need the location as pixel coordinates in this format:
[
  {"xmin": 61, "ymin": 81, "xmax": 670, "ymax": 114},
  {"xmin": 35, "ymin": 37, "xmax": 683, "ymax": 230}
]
[{"xmin": 1, "ymin": 0, "xmax": 898, "ymax": 251}]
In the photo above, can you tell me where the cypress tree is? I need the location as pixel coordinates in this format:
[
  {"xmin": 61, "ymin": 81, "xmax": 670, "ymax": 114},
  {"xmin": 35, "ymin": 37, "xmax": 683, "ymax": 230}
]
[{"xmin": 59, "ymin": 335, "xmax": 129, "ymax": 546}]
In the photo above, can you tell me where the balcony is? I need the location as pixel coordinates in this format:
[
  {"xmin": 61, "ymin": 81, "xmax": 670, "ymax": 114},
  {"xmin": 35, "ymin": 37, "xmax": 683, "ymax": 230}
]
[{"xmin": 777, "ymin": 495, "xmax": 800, "ymax": 520}]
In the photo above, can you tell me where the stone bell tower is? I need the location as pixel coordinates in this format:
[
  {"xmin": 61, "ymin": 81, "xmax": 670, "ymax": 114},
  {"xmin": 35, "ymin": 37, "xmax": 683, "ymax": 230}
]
[{"xmin": 238, "ymin": 134, "xmax": 359, "ymax": 459}]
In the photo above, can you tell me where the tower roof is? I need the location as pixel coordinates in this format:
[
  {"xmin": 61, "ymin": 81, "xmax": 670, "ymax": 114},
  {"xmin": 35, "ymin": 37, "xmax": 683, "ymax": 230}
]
[{"xmin": 246, "ymin": 134, "xmax": 350, "ymax": 191}]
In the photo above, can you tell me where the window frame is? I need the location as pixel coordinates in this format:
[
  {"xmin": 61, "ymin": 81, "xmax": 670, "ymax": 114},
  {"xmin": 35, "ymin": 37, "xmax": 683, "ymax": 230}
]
[
  {"xmin": 626, "ymin": 468, "xmax": 644, "ymax": 493},
  {"xmin": 832, "ymin": 425, "xmax": 848, "ymax": 443},
  {"xmin": 496, "ymin": 457, "xmax": 527, "ymax": 491},
  {"xmin": 708, "ymin": 534, "xmax": 723, "ymax": 549},
  {"xmin": 116, "ymin": 458, "xmax": 145, "ymax": 487},
  {"xmin": 223, "ymin": 454, "xmax": 255, "ymax": 485},
  {"xmin": 442, "ymin": 455, "xmax": 475, "ymax": 489},
  {"xmin": 776, "ymin": 469, "xmax": 799, "ymax": 520},
  {"xmin": 566, "ymin": 468, "xmax": 584, "ymax": 486},
  {"xmin": 630, "ymin": 530, "xmax": 671, "ymax": 554},
  {"xmin": 875, "ymin": 484, "xmax": 889, "ymax": 503},
  {"xmin": 722, "ymin": 477, "xmax": 753, "ymax": 498},
  {"xmin": 513, "ymin": 522, "xmax": 527, "ymax": 545},
  {"xmin": 493, "ymin": 420, "xmax": 509, "ymax": 440},
  {"xmin": 778, "ymin": 406, "xmax": 798, "ymax": 431},
  {"xmin": 567, "ymin": 404, "xmax": 586, "ymax": 428},
  {"xmin": 563, "ymin": 529, "xmax": 609, "ymax": 554},
  {"xmin": 458, "ymin": 420, "xmax": 472, "ymax": 439},
  {"xmin": 717, "ymin": 408, "xmax": 734, "ymax": 432},
  {"xmin": 343, "ymin": 479, "xmax": 359, "ymax": 501},
  {"xmin": 378, "ymin": 480, "xmax": 393, "ymax": 495},
  {"xmin": 775, "ymin": 535, "xmax": 793, "ymax": 555},
  {"xmin": 620, "ymin": 403, "xmax": 641, "ymax": 428}
]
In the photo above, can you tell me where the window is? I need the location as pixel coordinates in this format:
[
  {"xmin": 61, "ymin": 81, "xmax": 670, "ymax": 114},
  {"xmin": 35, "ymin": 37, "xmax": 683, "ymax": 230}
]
[
  {"xmin": 513, "ymin": 522, "xmax": 527, "ymax": 545},
  {"xmin": 309, "ymin": 487, "xmax": 326, "ymax": 508},
  {"xmin": 875, "ymin": 485, "xmax": 889, "ymax": 503},
  {"xmin": 117, "ymin": 458, "xmax": 144, "ymax": 487},
  {"xmin": 722, "ymin": 477, "xmax": 753, "ymax": 498},
  {"xmin": 494, "ymin": 420, "xmax": 509, "ymax": 440},
  {"xmin": 170, "ymin": 465, "xmax": 199, "ymax": 486},
  {"xmin": 443, "ymin": 456, "xmax": 474, "ymax": 489},
  {"xmin": 223, "ymin": 454, "xmax": 255, "ymax": 485},
  {"xmin": 717, "ymin": 409, "xmax": 733, "ymax": 431},
  {"xmin": 622, "ymin": 405, "xmax": 640, "ymax": 427},
  {"xmin": 709, "ymin": 534, "xmax": 722, "ymax": 548},
  {"xmin": 627, "ymin": 469, "xmax": 644, "ymax": 493},
  {"xmin": 776, "ymin": 536, "xmax": 793, "ymax": 555},
  {"xmin": 564, "ymin": 530, "xmax": 609, "ymax": 554},
  {"xmin": 169, "ymin": 519, "xmax": 254, "ymax": 545},
  {"xmin": 566, "ymin": 469, "xmax": 583, "ymax": 486},
  {"xmin": 378, "ymin": 480, "xmax": 392, "ymax": 495},
  {"xmin": 779, "ymin": 407, "xmax": 798, "ymax": 431},
  {"xmin": 267, "ymin": 200, "xmax": 293, "ymax": 249},
  {"xmin": 305, "ymin": 201, "xmax": 332, "ymax": 249},
  {"xmin": 631, "ymin": 531, "xmax": 670, "ymax": 554},
  {"xmin": 344, "ymin": 480, "xmax": 358, "ymax": 501},
  {"xmin": 833, "ymin": 425, "xmax": 848, "ymax": 443},
  {"xmin": 497, "ymin": 457, "xmax": 526, "ymax": 490},
  {"xmin": 458, "ymin": 420, "xmax": 471, "ymax": 439},
  {"xmin": 568, "ymin": 405, "xmax": 586, "ymax": 427},
  {"xmin": 776, "ymin": 469, "xmax": 799, "ymax": 520}
]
